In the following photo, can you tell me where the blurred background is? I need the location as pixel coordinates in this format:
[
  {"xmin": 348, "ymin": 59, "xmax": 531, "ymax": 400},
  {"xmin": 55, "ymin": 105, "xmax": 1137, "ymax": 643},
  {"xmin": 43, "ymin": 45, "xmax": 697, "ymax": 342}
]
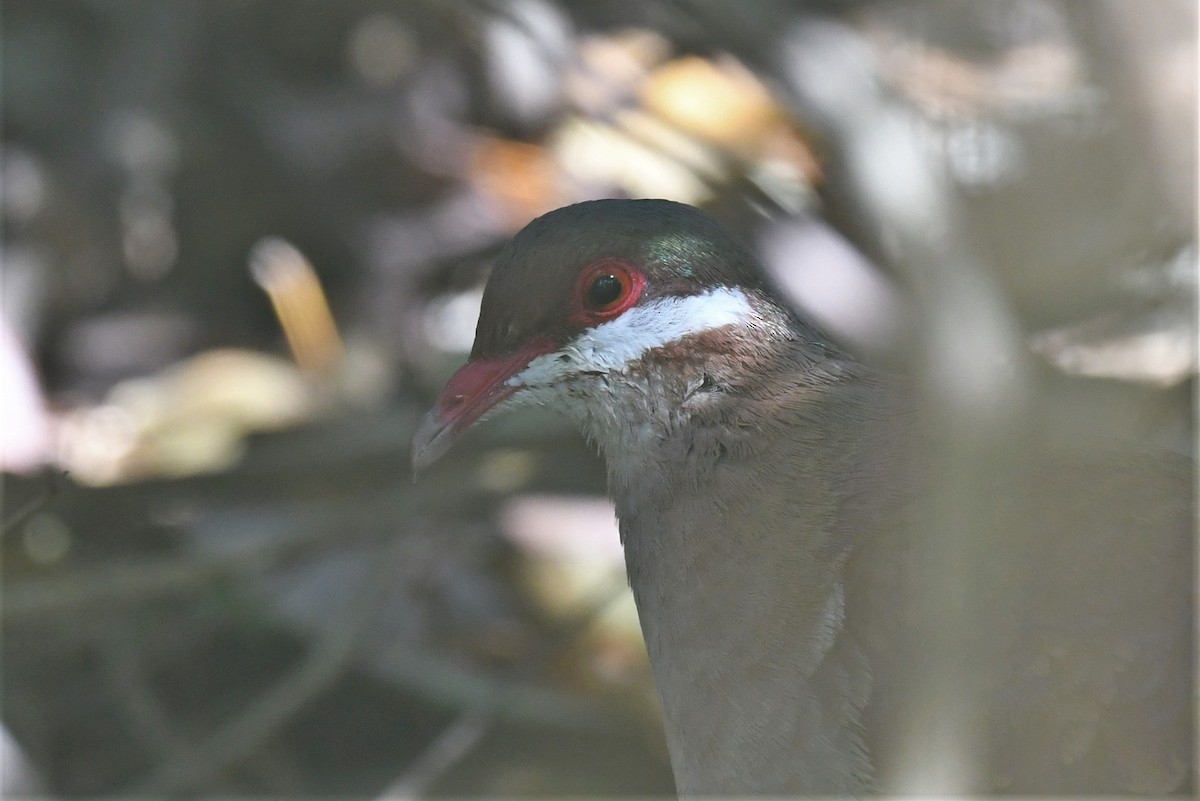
[{"xmin": 1, "ymin": 0, "xmax": 1195, "ymax": 796}]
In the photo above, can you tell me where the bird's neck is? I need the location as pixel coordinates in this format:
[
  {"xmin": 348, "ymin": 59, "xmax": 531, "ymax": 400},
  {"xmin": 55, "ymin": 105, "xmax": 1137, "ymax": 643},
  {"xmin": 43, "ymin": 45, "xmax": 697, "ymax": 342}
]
[{"xmin": 602, "ymin": 343, "xmax": 896, "ymax": 795}]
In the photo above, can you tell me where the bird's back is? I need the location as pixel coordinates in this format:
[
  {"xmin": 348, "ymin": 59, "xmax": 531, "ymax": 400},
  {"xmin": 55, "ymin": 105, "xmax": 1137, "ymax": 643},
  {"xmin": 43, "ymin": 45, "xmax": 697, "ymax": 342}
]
[
  {"xmin": 618, "ymin": 349, "xmax": 1193, "ymax": 794},
  {"xmin": 849, "ymin": 436, "xmax": 1193, "ymax": 794}
]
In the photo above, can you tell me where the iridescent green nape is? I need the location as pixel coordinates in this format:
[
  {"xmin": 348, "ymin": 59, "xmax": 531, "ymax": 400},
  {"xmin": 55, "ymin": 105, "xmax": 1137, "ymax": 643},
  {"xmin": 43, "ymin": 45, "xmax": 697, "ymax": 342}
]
[{"xmin": 647, "ymin": 232, "xmax": 712, "ymax": 277}]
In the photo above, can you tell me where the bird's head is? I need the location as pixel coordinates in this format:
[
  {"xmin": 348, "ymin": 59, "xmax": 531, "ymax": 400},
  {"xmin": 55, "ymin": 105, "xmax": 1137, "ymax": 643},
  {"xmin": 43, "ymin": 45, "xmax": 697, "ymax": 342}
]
[{"xmin": 412, "ymin": 199, "xmax": 828, "ymax": 471}]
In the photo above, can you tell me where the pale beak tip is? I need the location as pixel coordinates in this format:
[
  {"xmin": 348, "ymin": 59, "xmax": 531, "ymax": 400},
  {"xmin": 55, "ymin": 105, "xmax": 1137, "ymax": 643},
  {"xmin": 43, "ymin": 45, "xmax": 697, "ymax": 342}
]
[{"xmin": 410, "ymin": 410, "xmax": 456, "ymax": 475}]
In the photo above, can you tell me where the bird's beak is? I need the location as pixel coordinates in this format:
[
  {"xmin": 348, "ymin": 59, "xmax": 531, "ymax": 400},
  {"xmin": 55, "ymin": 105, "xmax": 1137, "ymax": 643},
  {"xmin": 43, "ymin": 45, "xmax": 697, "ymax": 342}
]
[{"xmin": 411, "ymin": 338, "xmax": 555, "ymax": 472}]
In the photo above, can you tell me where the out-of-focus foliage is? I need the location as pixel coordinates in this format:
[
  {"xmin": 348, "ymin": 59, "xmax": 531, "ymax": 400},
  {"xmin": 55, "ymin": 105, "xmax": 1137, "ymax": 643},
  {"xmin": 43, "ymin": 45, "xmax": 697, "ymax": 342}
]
[{"xmin": 1, "ymin": 0, "xmax": 1193, "ymax": 796}]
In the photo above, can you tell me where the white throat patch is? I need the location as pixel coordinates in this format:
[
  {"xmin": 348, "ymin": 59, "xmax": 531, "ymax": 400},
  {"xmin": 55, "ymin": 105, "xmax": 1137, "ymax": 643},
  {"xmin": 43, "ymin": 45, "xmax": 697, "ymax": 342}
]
[{"xmin": 510, "ymin": 286, "xmax": 753, "ymax": 387}]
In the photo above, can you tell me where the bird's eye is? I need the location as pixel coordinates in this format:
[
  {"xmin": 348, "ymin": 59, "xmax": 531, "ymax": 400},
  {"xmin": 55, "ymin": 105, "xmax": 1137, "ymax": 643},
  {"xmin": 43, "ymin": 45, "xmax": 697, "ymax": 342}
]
[
  {"xmin": 575, "ymin": 261, "xmax": 643, "ymax": 321},
  {"xmin": 586, "ymin": 272, "xmax": 626, "ymax": 310}
]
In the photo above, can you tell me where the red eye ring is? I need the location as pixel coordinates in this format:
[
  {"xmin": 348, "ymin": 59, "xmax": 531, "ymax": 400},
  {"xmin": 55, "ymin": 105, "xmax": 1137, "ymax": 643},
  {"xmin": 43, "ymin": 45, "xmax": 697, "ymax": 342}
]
[{"xmin": 571, "ymin": 259, "xmax": 645, "ymax": 323}]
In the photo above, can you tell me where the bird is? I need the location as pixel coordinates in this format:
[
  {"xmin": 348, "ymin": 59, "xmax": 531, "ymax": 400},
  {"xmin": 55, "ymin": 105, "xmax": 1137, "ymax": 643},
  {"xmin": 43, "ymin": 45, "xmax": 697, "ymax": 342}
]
[{"xmin": 412, "ymin": 199, "xmax": 1192, "ymax": 796}]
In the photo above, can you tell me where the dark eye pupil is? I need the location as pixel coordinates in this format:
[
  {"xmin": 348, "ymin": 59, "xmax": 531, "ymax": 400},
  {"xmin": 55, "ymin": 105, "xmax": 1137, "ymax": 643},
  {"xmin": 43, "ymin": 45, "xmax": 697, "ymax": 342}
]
[{"xmin": 587, "ymin": 274, "xmax": 623, "ymax": 308}]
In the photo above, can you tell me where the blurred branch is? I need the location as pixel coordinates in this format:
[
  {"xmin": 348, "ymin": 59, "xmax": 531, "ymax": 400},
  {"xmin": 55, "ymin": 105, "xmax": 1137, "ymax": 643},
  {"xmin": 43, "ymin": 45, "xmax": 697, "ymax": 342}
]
[
  {"xmin": 0, "ymin": 471, "xmax": 65, "ymax": 540},
  {"xmin": 381, "ymin": 711, "xmax": 490, "ymax": 801},
  {"xmin": 1063, "ymin": 0, "xmax": 1197, "ymax": 226},
  {"xmin": 97, "ymin": 620, "xmax": 246, "ymax": 794},
  {"xmin": 670, "ymin": 6, "xmax": 1037, "ymax": 792},
  {"xmin": 379, "ymin": 575, "xmax": 631, "ymax": 799},
  {"xmin": 2, "ymin": 523, "xmax": 332, "ymax": 623},
  {"xmin": 123, "ymin": 527, "xmax": 408, "ymax": 795}
]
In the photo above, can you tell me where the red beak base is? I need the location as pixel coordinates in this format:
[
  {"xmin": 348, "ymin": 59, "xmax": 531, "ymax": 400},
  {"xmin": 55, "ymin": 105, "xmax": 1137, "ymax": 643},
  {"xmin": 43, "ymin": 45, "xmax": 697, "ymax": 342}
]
[{"xmin": 411, "ymin": 339, "xmax": 554, "ymax": 472}]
